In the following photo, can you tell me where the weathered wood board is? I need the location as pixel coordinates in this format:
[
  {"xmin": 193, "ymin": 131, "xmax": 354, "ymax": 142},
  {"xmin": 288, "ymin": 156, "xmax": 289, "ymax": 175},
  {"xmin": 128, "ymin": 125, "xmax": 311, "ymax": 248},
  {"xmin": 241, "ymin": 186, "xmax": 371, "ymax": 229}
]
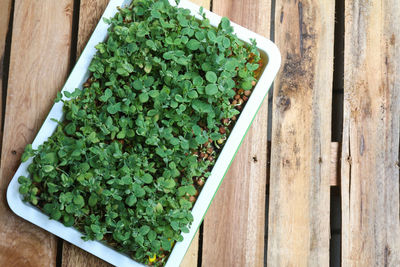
[
  {"xmin": 0, "ymin": 0, "xmax": 12, "ymax": 150},
  {"xmin": 341, "ymin": 0, "xmax": 400, "ymax": 266},
  {"xmin": 267, "ymin": 0, "xmax": 335, "ymax": 265},
  {"xmin": 202, "ymin": 0, "xmax": 271, "ymax": 266},
  {"xmin": 0, "ymin": 0, "xmax": 73, "ymax": 266}
]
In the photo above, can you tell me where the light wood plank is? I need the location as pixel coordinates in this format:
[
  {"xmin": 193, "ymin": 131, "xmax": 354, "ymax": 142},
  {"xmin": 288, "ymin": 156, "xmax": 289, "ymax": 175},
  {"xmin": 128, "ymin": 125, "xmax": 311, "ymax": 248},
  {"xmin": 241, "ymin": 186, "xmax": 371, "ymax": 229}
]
[
  {"xmin": 0, "ymin": 0, "xmax": 12, "ymax": 152},
  {"xmin": 267, "ymin": 0, "xmax": 335, "ymax": 265},
  {"xmin": 191, "ymin": 0, "xmax": 210, "ymax": 10},
  {"xmin": 0, "ymin": 0, "xmax": 73, "ymax": 266},
  {"xmin": 202, "ymin": 1, "xmax": 270, "ymax": 266},
  {"xmin": 180, "ymin": 231, "xmax": 199, "ymax": 267},
  {"xmin": 341, "ymin": 0, "xmax": 400, "ymax": 265},
  {"xmin": 268, "ymin": 142, "xmax": 340, "ymax": 186}
]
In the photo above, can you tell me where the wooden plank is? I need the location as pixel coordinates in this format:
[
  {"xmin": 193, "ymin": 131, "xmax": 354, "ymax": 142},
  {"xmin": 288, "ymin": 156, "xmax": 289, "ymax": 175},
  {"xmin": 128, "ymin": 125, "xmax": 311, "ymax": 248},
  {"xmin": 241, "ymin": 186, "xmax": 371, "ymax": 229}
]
[
  {"xmin": 180, "ymin": 231, "xmax": 199, "ymax": 267},
  {"xmin": 192, "ymin": 0, "xmax": 210, "ymax": 10},
  {"xmin": 341, "ymin": 1, "xmax": 400, "ymax": 266},
  {"xmin": 268, "ymin": 142, "xmax": 340, "ymax": 186},
  {"xmin": 202, "ymin": 1, "xmax": 270, "ymax": 266},
  {"xmin": 0, "ymin": 0, "xmax": 12, "ymax": 152},
  {"xmin": 267, "ymin": 0, "xmax": 335, "ymax": 265},
  {"xmin": 76, "ymin": 0, "xmax": 110, "ymax": 58},
  {"xmin": 0, "ymin": 0, "xmax": 73, "ymax": 266}
]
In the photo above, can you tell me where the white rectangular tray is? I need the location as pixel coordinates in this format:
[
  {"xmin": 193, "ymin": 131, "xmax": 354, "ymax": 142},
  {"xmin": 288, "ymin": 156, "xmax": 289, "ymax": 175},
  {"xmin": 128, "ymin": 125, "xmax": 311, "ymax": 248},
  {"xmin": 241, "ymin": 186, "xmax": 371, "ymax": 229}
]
[{"xmin": 7, "ymin": 0, "xmax": 280, "ymax": 266}]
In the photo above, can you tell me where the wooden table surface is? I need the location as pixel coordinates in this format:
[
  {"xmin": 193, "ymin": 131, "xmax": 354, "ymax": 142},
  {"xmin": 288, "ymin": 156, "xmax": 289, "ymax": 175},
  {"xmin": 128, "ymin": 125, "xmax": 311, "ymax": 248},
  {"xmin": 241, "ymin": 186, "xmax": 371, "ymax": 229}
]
[{"xmin": 0, "ymin": 0, "xmax": 399, "ymax": 266}]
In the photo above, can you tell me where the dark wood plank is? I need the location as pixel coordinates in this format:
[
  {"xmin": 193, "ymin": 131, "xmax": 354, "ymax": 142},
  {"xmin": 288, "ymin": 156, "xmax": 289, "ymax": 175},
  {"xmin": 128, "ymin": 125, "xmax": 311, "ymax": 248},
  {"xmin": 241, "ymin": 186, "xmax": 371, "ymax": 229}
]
[
  {"xmin": 341, "ymin": 0, "xmax": 400, "ymax": 265},
  {"xmin": 267, "ymin": 0, "xmax": 335, "ymax": 265},
  {"xmin": 0, "ymin": 0, "xmax": 74, "ymax": 266},
  {"xmin": 202, "ymin": 0, "xmax": 271, "ymax": 266}
]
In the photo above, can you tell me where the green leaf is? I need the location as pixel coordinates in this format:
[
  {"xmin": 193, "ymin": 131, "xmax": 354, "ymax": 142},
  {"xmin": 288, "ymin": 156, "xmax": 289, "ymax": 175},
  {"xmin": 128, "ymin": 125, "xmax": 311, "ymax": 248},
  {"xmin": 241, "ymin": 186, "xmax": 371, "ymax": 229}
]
[
  {"xmin": 88, "ymin": 194, "xmax": 98, "ymax": 207},
  {"xmin": 125, "ymin": 194, "xmax": 137, "ymax": 207},
  {"xmin": 205, "ymin": 71, "xmax": 217, "ymax": 83},
  {"xmin": 220, "ymin": 17, "xmax": 231, "ymax": 30},
  {"xmin": 139, "ymin": 92, "xmax": 149, "ymax": 103},
  {"xmin": 116, "ymin": 67, "xmax": 129, "ymax": 77},
  {"xmin": 141, "ymin": 173, "xmax": 153, "ymax": 184},
  {"xmin": 133, "ymin": 80, "xmax": 143, "ymax": 90},
  {"xmin": 63, "ymin": 214, "xmax": 75, "ymax": 227},
  {"xmin": 242, "ymin": 81, "xmax": 253, "ymax": 90},
  {"xmin": 205, "ymin": 84, "xmax": 218, "ymax": 95},
  {"xmin": 99, "ymin": 88, "xmax": 112, "ymax": 102},
  {"xmin": 164, "ymin": 178, "xmax": 176, "ymax": 189},
  {"xmin": 148, "ymin": 230, "xmax": 156, "ymax": 242},
  {"xmin": 192, "ymin": 76, "xmax": 203, "ymax": 86},
  {"xmin": 139, "ymin": 225, "xmax": 150, "ymax": 235},
  {"xmin": 107, "ymin": 103, "xmax": 121, "ymax": 114},
  {"xmin": 192, "ymin": 99, "xmax": 212, "ymax": 113},
  {"xmin": 162, "ymin": 239, "xmax": 172, "ymax": 250},
  {"xmin": 186, "ymin": 39, "xmax": 200, "ymax": 50},
  {"xmin": 187, "ymin": 90, "xmax": 198, "ymax": 99},
  {"xmin": 43, "ymin": 165, "xmax": 54, "ymax": 173},
  {"xmin": 207, "ymin": 30, "xmax": 216, "ymax": 41},
  {"xmin": 73, "ymin": 194, "xmax": 85, "ymax": 207},
  {"xmin": 133, "ymin": 183, "xmax": 146, "ymax": 198},
  {"xmin": 91, "ymin": 224, "xmax": 101, "ymax": 234}
]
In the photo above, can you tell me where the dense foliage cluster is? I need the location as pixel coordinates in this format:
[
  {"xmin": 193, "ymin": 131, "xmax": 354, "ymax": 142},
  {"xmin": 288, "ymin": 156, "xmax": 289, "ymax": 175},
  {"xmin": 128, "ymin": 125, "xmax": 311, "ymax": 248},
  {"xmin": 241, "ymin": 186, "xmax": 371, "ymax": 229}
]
[{"xmin": 18, "ymin": 0, "xmax": 261, "ymax": 265}]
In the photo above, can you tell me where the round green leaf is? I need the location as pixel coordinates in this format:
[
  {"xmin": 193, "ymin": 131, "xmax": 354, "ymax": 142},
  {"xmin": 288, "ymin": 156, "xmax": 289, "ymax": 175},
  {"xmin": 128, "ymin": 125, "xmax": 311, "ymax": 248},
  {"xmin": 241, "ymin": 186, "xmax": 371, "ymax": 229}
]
[
  {"xmin": 141, "ymin": 173, "xmax": 153, "ymax": 184},
  {"xmin": 205, "ymin": 84, "xmax": 218, "ymax": 95},
  {"xmin": 205, "ymin": 71, "xmax": 217, "ymax": 83},
  {"xmin": 125, "ymin": 194, "xmax": 137, "ymax": 207},
  {"xmin": 186, "ymin": 39, "xmax": 200, "ymax": 50}
]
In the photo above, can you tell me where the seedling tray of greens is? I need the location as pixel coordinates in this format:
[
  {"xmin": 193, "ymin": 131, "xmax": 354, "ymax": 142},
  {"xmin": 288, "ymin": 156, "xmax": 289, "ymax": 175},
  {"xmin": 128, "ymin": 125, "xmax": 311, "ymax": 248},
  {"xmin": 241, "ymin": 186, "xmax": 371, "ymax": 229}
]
[{"xmin": 7, "ymin": 0, "xmax": 280, "ymax": 266}]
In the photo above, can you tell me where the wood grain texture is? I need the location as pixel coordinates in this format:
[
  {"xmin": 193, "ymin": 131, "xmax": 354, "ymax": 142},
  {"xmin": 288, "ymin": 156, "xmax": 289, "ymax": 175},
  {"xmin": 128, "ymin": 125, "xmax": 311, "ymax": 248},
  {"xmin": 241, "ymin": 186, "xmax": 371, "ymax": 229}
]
[
  {"xmin": 0, "ymin": 0, "xmax": 73, "ymax": 266},
  {"xmin": 76, "ymin": 0, "xmax": 110, "ymax": 58},
  {"xmin": 202, "ymin": 1, "xmax": 270, "ymax": 266},
  {"xmin": 267, "ymin": 142, "xmax": 340, "ymax": 186},
  {"xmin": 341, "ymin": 0, "xmax": 400, "ymax": 266},
  {"xmin": 0, "ymin": 0, "xmax": 12, "ymax": 153},
  {"xmin": 267, "ymin": 0, "xmax": 334, "ymax": 265},
  {"xmin": 180, "ymin": 231, "xmax": 199, "ymax": 267},
  {"xmin": 191, "ymin": 0, "xmax": 210, "ymax": 10}
]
